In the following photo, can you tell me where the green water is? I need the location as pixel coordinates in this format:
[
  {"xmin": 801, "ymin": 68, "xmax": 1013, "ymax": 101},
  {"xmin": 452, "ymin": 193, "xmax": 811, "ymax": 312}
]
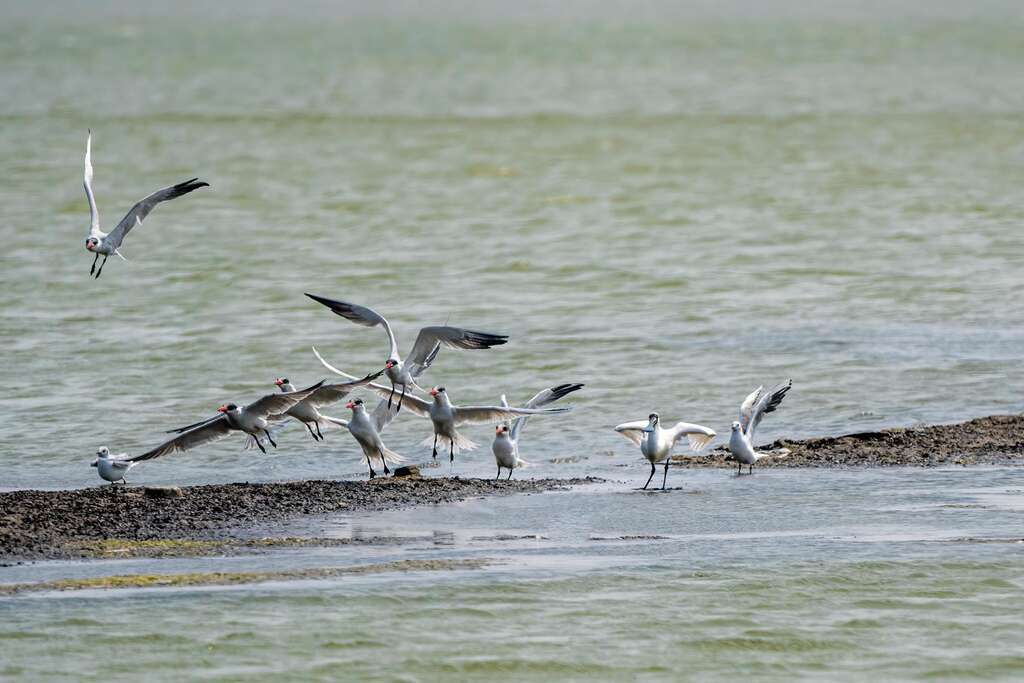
[{"xmin": 2, "ymin": 1, "xmax": 1024, "ymax": 679}]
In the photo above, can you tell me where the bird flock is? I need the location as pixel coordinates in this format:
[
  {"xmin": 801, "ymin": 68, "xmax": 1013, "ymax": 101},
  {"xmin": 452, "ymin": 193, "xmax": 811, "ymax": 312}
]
[{"xmin": 82, "ymin": 132, "xmax": 792, "ymax": 490}]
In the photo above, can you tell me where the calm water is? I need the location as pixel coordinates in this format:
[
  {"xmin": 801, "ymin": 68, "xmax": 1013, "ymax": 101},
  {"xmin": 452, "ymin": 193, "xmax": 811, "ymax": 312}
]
[{"xmin": 2, "ymin": 1, "xmax": 1023, "ymax": 679}]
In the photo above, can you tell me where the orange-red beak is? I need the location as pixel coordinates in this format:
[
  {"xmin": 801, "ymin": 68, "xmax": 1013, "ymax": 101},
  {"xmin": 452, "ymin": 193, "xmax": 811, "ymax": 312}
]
[
  {"xmin": 429, "ymin": 388, "xmax": 438, "ymax": 397},
  {"xmin": 345, "ymin": 401, "xmax": 354, "ymax": 409},
  {"xmin": 216, "ymin": 405, "xmax": 228, "ymax": 413},
  {"xmin": 274, "ymin": 378, "xmax": 284, "ymax": 386}
]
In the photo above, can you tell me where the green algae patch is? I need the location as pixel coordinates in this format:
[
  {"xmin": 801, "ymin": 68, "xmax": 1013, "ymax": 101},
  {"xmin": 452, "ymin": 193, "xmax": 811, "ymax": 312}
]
[
  {"xmin": 67, "ymin": 536, "xmax": 416, "ymax": 559},
  {"xmin": 0, "ymin": 558, "xmax": 492, "ymax": 595}
]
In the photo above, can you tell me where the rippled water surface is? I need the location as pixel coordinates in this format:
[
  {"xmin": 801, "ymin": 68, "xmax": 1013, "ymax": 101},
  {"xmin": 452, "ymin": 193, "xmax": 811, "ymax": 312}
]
[{"xmin": 2, "ymin": 1, "xmax": 1023, "ymax": 679}]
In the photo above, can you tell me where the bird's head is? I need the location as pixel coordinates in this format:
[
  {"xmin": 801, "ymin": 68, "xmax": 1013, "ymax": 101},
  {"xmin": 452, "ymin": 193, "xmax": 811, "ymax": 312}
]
[
  {"xmin": 85, "ymin": 237, "xmax": 99, "ymax": 251},
  {"xmin": 430, "ymin": 386, "xmax": 445, "ymax": 398},
  {"xmin": 384, "ymin": 359, "xmax": 398, "ymax": 370},
  {"xmin": 495, "ymin": 424, "xmax": 510, "ymax": 436},
  {"xmin": 274, "ymin": 377, "xmax": 289, "ymax": 389},
  {"xmin": 346, "ymin": 398, "xmax": 364, "ymax": 411},
  {"xmin": 731, "ymin": 421, "xmax": 742, "ymax": 432},
  {"xmin": 218, "ymin": 403, "xmax": 239, "ymax": 414},
  {"xmin": 643, "ymin": 413, "xmax": 659, "ymax": 432},
  {"xmin": 96, "ymin": 446, "xmax": 110, "ymax": 458}
]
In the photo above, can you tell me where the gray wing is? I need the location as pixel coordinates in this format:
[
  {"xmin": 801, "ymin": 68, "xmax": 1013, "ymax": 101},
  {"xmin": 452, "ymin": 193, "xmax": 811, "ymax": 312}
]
[
  {"xmin": 511, "ymin": 383, "xmax": 584, "ymax": 441},
  {"xmin": 104, "ymin": 177, "xmax": 209, "ymax": 249},
  {"xmin": 304, "ymin": 371, "xmax": 384, "ymax": 410},
  {"xmin": 406, "ymin": 326, "xmax": 509, "ymax": 378},
  {"xmin": 247, "ymin": 380, "xmax": 326, "ymax": 418},
  {"xmin": 746, "ymin": 380, "xmax": 792, "ymax": 438},
  {"xmin": 453, "ymin": 405, "xmax": 570, "ymax": 426},
  {"xmin": 84, "ymin": 131, "xmax": 100, "ymax": 238},
  {"xmin": 127, "ymin": 416, "xmax": 232, "ymax": 462},
  {"xmin": 304, "ymin": 294, "xmax": 398, "ymax": 360}
]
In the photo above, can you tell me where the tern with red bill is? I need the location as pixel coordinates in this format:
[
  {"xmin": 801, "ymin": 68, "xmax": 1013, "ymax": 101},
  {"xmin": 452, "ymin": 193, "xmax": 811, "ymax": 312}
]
[
  {"xmin": 614, "ymin": 413, "xmax": 717, "ymax": 489},
  {"xmin": 332, "ymin": 398, "xmax": 405, "ymax": 479},
  {"xmin": 492, "ymin": 383, "xmax": 584, "ymax": 479},
  {"xmin": 728, "ymin": 380, "xmax": 793, "ymax": 474},
  {"xmin": 273, "ymin": 371, "xmax": 384, "ymax": 441},
  {"xmin": 81, "ymin": 131, "xmax": 209, "ymax": 278},
  {"xmin": 125, "ymin": 381, "xmax": 325, "ymax": 462},
  {"xmin": 305, "ymin": 293, "xmax": 508, "ymax": 413}
]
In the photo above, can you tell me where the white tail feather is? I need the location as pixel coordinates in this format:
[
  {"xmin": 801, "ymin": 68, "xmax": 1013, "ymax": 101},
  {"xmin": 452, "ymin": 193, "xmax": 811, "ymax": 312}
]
[
  {"xmin": 418, "ymin": 431, "xmax": 478, "ymax": 453},
  {"xmin": 378, "ymin": 446, "xmax": 405, "ymax": 465}
]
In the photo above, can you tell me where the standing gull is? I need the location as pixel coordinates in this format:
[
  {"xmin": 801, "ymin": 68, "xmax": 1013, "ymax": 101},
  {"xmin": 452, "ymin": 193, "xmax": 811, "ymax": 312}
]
[
  {"xmin": 91, "ymin": 446, "xmax": 136, "ymax": 485},
  {"xmin": 492, "ymin": 383, "xmax": 584, "ymax": 479},
  {"xmin": 614, "ymin": 413, "xmax": 716, "ymax": 489},
  {"xmin": 305, "ymin": 293, "xmax": 508, "ymax": 412},
  {"xmin": 82, "ymin": 131, "xmax": 209, "ymax": 278},
  {"xmin": 272, "ymin": 371, "xmax": 383, "ymax": 441},
  {"xmin": 125, "ymin": 381, "xmax": 324, "ymax": 462},
  {"xmin": 331, "ymin": 398, "xmax": 405, "ymax": 479},
  {"xmin": 728, "ymin": 380, "xmax": 792, "ymax": 474}
]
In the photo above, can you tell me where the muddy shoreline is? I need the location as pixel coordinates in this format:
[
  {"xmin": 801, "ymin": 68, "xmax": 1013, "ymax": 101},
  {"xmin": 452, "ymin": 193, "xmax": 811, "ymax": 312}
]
[{"xmin": 0, "ymin": 476, "xmax": 599, "ymax": 562}]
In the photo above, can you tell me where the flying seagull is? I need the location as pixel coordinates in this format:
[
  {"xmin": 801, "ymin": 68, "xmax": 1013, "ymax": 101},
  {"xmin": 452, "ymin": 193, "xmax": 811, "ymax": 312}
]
[
  {"xmin": 273, "ymin": 371, "xmax": 383, "ymax": 441},
  {"xmin": 305, "ymin": 293, "xmax": 508, "ymax": 412},
  {"xmin": 614, "ymin": 413, "xmax": 716, "ymax": 489},
  {"xmin": 82, "ymin": 131, "xmax": 208, "ymax": 278},
  {"xmin": 492, "ymin": 383, "xmax": 584, "ymax": 479},
  {"xmin": 126, "ymin": 381, "xmax": 325, "ymax": 462},
  {"xmin": 728, "ymin": 380, "xmax": 792, "ymax": 474}
]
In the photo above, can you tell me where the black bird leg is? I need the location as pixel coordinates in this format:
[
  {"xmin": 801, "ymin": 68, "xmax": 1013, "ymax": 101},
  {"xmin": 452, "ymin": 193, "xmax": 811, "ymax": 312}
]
[
  {"xmin": 737, "ymin": 462, "xmax": 742, "ymax": 475},
  {"xmin": 643, "ymin": 462, "xmax": 656, "ymax": 490},
  {"xmin": 496, "ymin": 466, "xmax": 501, "ymax": 480},
  {"xmin": 432, "ymin": 433, "xmax": 438, "ymax": 459},
  {"xmin": 450, "ymin": 440, "xmax": 455, "ymax": 463},
  {"xmin": 94, "ymin": 255, "xmax": 108, "ymax": 278},
  {"xmin": 507, "ymin": 468, "xmax": 513, "ymax": 481},
  {"xmin": 396, "ymin": 385, "xmax": 406, "ymax": 414},
  {"xmin": 662, "ymin": 458, "xmax": 670, "ymax": 490},
  {"xmin": 749, "ymin": 464, "xmax": 753, "ymax": 475},
  {"xmin": 255, "ymin": 439, "xmax": 267, "ymax": 454},
  {"xmin": 381, "ymin": 453, "xmax": 391, "ymax": 476},
  {"xmin": 90, "ymin": 253, "xmax": 98, "ymax": 275},
  {"xmin": 387, "ymin": 381, "xmax": 396, "ymax": 409},
  {"xmin": 264, "ymin": 429, "xmax": 278, "ymax": 448},
  {"xmin": 315, "ymin": 422, "xmax": 324, "ymax": 440},
  {"xmin": 366, "ymin": 453, "xmax": 376, "ymax": 479},
  {"xmin": 306, "ymin": 424, "xmax": 319, "ymax": 440}
]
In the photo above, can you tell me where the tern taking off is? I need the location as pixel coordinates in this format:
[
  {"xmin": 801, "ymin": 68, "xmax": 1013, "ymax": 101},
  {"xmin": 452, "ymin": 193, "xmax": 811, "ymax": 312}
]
[
  {"xmin": 335, "ymin": 398, "xmax": 405, "ymax": 479},
  {"xmin": 614, "ymin": 414, "xmax": 717, "ymax": 489},
  {"xmin": 273, "ymin": 371, "xmax": 383, "ymax": 441},
  {"xmin": 125, "ymin": 381, "xmax": 325, "ymax": 462},
  {"xmin": 728, "ymin": 380, "xmax": 792, "ymax": 474},
  {"xmin": 492, "ymin": 383, "xmax": 584, "ymax": 479},
  {"xmin": 82, "ymin": 131, "xmax": 208, "ymax": 278},
  {"xmin": 305, "ymin": 293, "xmax": 508, "ymax": 412},
  {"xmin": 91, "ymin": 446, "xmax": 135, "ymax": 485}
]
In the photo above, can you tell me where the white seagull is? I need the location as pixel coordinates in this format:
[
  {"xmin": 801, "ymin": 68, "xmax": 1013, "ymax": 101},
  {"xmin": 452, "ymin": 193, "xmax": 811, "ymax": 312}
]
[
  {"xmin": 82, "ymin": 131, "xmax": 209, "ymax": 278},
  {"xmin": 614, "ymin": 413, "xmax": 717, "ymax": 489},
  {"xmin": 125, "ymin": 381, "xmax": 325, "ymax": 462},
  {"xmin": 728, "ymin": 380, "xmax": 792, "ymax": 475},
  {"xmin": 305, "ymin": 293, "xmax": 508, "ymax": 412},
  {"xmin": 273, "ymin": 371, "xmax": 383, "ymax": 441},
  {"xmin": 492, "ymin": 383, "xmax": 584, "ymax": 480},
  {"xmin": 333, "ymin": 398, "xmax": 405, "ymax": 479},
  {"xmin": 91, "ymin": 446, "xmax": 136, "ymax": 485}
]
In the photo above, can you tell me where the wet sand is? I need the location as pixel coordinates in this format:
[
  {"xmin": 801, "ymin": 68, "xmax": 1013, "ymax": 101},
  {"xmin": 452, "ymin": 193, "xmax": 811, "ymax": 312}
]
[{"xmin": 0, "ymin": 476, "xmax": 599, "ymax": 561}]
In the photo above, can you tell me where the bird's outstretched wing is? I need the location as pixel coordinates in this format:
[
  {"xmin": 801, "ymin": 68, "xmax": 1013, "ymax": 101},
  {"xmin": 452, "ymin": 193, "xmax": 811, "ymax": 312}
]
[
  {"xmin": 511, "ymin": 382, "xmax": 584, "ymax": 441},
  {"xmin": 128, "ymin": 416, "xmax": 232, "ymax": 462},
  {"xmin": 84, "ymin": 131, "xmax": 100, "ymax": 238},
  {"xmin": 453, "ymin": 405, "xmax": 569, "ymax": 426},
  {"xmin": 405, "ymin": 326, "xmax": 509, "ymax": 378},
  {"xmin": 247, "ymin": 380, "xmax": 326, "ymax": 418},
  {"xmin": 668, "ymin": 422, "xmax": 717, "ymax": 452},
  {"xmin": 104, "ymin": 177, "xmax": 209, "ymax": 249},
  {"xmin": 304, "ymin": 371, "xmax": 385, "ymax": 410},
  {"xmin": 614, "ymin": 420, "xmax": 650, "ymax": 446},
  {"xmin": 745, "ymin": 380, "xmax": 792, "ymax": 438},
  {"xmin": 305, "ymin": 294, "xmax": 398, "ymax": 360}
]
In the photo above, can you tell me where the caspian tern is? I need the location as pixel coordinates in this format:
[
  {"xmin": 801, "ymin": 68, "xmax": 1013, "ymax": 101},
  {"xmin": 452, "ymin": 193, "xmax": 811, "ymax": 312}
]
[
  {"xmin": 305, "ymin": 293, "xmax": 508, "ymax": 412},
  {"xmin": 614, "ymin": 414, "xmax": 717, "ymax": 489},
  {"xmin": 492, "ymin": 383, "xmax": 584, "ymax": 479},
  {"xmin": 91, "ymin": 446, "xmax": 136, "ymax": 485},
  {"xmin": 728, "ymin": 380, "xmax": 792, "ymax": 474},
  {"xmin": 333, "ymin": 398, "xmax": 405, "ymax": 479},
  {"xmin": 82, "ymin": 131, "xmax": 208, "ymax": 278},
  {"xmin": 273, "ymin": 371, "xmax": 383, "ymax": 441},
  {"xmin": 350, "ymin": 383, "xmax": 573, "ymax": 463},
  {"xmin": 126, "ymin": 381, "xmax": 325, "ymax": 462}
]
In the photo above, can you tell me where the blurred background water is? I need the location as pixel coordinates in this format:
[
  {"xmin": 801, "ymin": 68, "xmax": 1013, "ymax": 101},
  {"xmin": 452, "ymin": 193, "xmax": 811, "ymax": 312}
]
[{"xmin": 1, "ymin": 1, "xmax": 1023, "ymax": 679}]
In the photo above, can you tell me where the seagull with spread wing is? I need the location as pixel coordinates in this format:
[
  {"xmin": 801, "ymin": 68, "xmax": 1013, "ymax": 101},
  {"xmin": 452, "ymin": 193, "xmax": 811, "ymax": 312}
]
[
  {"xmin": 492, "ymin": 383, "xmax": 584, "ymax": 479},
  {"xmin": 272, "ymin": 371, "xmax": 383, "ymax": 441},
  {"xmin": 614, "ymin": 413, "xmax": 717, "ymax": 490},
  {"xmin": 82, "ymin": 131, "xmax": 208, "ymax": 278},
  {"xmin": 728, "ymin": 380, "xmax": 792, "ymax": 474},
  {"xmin": 125, "ymin": 381, "xmax": 325, "ymax": 462},
  {"xmin": 305, "ymin": 293, "xmax": 508, "ymax": 413},
  {"xmin": 330, "ymin": 398, "xmax": 405, "ymax": 479}
]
